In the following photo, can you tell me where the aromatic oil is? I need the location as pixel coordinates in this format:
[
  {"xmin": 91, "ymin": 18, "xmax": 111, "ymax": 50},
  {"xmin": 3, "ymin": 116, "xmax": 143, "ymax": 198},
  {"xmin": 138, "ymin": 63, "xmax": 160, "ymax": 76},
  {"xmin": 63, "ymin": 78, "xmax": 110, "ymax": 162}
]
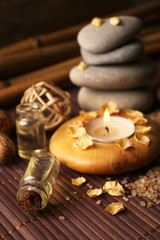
[
  {"xmin": 17, "ymin": 152, "xmax": 60, "ymax": 213},
  {"xmin": 16, "ymin": 102, "xmax": 46, "ymax": 159}
]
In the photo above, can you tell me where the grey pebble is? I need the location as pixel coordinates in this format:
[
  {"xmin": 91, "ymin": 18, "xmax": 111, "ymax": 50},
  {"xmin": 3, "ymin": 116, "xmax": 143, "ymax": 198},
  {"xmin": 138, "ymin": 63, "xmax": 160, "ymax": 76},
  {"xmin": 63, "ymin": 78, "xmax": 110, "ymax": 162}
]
[
  {"xmin": 69, "ymin": 58, "xmax": 157, "ymax": 90},
  {"xmin": 81, "ymin": 38, "xmax": 144, "ymax": 65},
  {"xmin": 78, "ymin": 87, "xmax": 154, "ymax": 112},
  {"xmin": 77, "ymin": 16, "xmax": 142, "ymax": 53}
]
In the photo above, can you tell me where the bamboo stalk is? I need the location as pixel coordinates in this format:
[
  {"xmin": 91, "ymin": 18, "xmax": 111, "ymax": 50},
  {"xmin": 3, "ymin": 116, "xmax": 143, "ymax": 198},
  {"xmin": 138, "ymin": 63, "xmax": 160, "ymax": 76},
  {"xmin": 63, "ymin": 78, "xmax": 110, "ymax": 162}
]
[
  {"xmin": 145, "ymin": 41, "xmax": 160, "ymax": 57},
  {"xmin": 0, "ymin": 40, "xmax": 79, "ymax": 78},
  {"xmin": 142, "ymin": 31, "xmax": 160, "ymax": 43},
  {"xmin": 0, "ymin": 0, "xmax": 160, "ymax": 57},
  {"xmin": 0, "ymin": 56, "xmax": 81, "ymax": 107},
  {"xmin": 0, "ymin": 38, "xmax": 39, "ymax": 56},
  {"xmin": 0, "ymin": 37, "xmax": 159, "ymax": 106}
]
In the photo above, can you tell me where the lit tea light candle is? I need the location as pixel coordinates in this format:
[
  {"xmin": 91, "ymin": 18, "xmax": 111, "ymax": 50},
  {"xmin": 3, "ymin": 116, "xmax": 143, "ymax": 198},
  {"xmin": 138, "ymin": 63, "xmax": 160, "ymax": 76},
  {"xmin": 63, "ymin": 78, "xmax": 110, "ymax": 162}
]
[{"xmin": 85, "ymin": 109, "xmax": 135, "ymax": 143}]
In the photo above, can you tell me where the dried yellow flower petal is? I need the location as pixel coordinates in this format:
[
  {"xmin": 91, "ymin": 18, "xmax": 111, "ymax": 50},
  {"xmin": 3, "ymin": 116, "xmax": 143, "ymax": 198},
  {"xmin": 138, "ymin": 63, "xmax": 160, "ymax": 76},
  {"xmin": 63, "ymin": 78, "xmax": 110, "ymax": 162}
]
[
  {"xmin": 103, "ymin": 181, "xmax": 125, "ymax": 196},
  {"xmin": 73, "ymin": 135, "xmax": 93, "ymax": 149},
  {"xmin": 105, "ymin": 202, "xmax": 125, "ymax": 215},
  {"xmin": 68, "ymin": 120, "xmax": 83, "ymax": 128},
  {"xmin": 134, "ymin": 132, "xmax": 150, "ymax": 146},
  {"xmin": 116, "ymin": 138, "xmax": 133, "ymax": 150},
  {"xmin": 87, "ymin": 188, "xmax": 102, "ymax": 198},
  {"xmin": 91, "ymin": 17, "xmax": 103, "ymax": 26},
  {"xmin": 109, "ymin": 17, "xmax": 120, "ymax": 26},
  {"xmin": 67, "ymin": 126, "xmax": 86, "ymax": 138},
  {"xmin": 71, "ymin": 177, "xmax": 86, "ymax": 186},
  {"xmin": 123, "ymin": 109, "xmax": 144, "ymax": 118},
  {"xmin": 80, "ymin": 110, "xmax": 98, "ymax": 123},
  {"xmin": 78, "ymin": 61, "xmax": 87, "ymax": 71},
  {"xmin": 131, "ymin": 117, "xmax": 148, "ymax": 125},
  {"xmin": 101, "ymin": 102, "xmax": 119, "ymax": 114},
  {"xmin": 135, "ymin": 125, "xmax": 152, "ymax": 134}
]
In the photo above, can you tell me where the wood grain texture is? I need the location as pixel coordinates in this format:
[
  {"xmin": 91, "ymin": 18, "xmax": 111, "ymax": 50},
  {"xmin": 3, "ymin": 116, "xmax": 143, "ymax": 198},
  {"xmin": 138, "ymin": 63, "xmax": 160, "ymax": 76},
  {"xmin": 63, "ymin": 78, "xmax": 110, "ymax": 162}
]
[{"xmin": 49, "ymin": 115, "xmax": 160, "ymax": 175}]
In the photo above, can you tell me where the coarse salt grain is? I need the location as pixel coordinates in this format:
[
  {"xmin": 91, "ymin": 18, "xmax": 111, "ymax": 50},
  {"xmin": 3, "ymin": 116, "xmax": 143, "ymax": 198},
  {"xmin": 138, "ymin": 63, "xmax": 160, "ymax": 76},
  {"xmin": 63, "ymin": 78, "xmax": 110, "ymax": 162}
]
[
  {"xmin": 122, "ymin": 196, "xmax": 129, "ymax": 202},
  {"xmin": 65, "ymin": 196, "xmax": 70, "ymax": 201},
  {"xmin": 96, "ymin": 200, "xmax": 102, "ymax": 205},
  {"xmin": 140, "ymin": 201, "xmax": 146, "ymax": 207},
  {"xmin": 126, "ymin": 162, "xmax": 160, "ymax": 206},
  {"xmin": 59, "ymin": 216, "xmax": 65, "ymax": 220}
]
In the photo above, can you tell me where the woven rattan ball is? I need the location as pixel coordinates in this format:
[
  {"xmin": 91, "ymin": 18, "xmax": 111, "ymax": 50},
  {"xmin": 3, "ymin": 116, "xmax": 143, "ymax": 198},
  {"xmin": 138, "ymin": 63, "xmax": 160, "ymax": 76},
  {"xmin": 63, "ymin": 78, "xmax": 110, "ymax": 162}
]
[{"xmin": 20, "ymin": 81, "xmax": 72, "ymax": 130}]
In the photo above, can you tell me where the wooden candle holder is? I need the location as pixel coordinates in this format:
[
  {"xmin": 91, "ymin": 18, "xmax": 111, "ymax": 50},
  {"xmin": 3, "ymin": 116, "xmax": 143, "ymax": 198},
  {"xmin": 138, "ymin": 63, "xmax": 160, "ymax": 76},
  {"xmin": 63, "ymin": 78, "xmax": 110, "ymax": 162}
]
[{"xmin": 49, "ymin": 115, "xmax": 160, "ymax": 175}]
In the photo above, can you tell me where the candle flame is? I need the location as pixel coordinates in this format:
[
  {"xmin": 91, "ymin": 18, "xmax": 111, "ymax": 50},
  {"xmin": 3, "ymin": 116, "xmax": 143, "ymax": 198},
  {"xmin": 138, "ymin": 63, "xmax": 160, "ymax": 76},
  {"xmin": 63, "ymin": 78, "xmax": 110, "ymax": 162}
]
[{"xmin": 103, "ymin": 108, "xmax": 110, "ymax": 123}]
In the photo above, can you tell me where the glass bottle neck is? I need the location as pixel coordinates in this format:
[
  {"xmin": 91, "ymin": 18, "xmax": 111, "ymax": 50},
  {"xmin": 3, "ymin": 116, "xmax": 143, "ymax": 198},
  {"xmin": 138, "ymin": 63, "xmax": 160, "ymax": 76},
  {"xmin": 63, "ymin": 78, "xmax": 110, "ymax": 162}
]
[{"xmin": 16, "ymin": 102, "xmax": 42, "ymax": 118}]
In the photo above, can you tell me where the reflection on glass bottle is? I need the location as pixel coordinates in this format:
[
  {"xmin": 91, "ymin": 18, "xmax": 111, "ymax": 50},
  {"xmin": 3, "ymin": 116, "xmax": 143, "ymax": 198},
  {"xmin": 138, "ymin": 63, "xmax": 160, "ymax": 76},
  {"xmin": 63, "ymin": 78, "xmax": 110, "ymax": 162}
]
[
  {"xmin": 16, "ymin": 102, "xmax": 46, "ymax": 159},
  {"xmin": 17, "ymin": 152, "xmax": 60, "ymax": 213}
]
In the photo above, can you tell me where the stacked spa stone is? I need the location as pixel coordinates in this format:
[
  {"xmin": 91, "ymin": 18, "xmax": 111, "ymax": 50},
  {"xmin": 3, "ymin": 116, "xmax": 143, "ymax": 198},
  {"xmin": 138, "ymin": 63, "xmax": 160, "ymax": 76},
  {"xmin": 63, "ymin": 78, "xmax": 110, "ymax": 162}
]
[{"xmin": 69, "ymin": 16, "xmax": 157, "ymax": 112}]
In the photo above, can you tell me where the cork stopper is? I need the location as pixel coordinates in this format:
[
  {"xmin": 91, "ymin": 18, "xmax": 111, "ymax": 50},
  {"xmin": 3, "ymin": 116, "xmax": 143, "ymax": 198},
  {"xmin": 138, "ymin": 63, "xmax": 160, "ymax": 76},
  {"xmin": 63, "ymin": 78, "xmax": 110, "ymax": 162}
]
[{"xmin": 18, "ymin": 191, "xmax": 42, "ymax": 214}]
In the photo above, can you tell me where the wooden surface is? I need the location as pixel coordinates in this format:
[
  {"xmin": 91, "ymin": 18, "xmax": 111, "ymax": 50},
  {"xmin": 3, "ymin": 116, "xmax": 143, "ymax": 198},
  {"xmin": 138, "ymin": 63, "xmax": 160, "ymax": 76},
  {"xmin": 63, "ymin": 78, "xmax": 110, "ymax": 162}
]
[{"xmin": 49, "ymin": 115, "xmax": 160, "ymax": 175}]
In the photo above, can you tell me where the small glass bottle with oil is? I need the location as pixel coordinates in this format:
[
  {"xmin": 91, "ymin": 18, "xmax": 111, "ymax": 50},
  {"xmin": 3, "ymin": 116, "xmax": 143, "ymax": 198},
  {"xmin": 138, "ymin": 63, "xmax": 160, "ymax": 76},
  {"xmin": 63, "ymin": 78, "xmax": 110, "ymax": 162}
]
[
  {"xmin": 17, "ymin": 152, "xmax": 60, "ymax": 213},
  {"xmin": 16, "ymin": 102, "xmax": 46, "ymax": 159}
]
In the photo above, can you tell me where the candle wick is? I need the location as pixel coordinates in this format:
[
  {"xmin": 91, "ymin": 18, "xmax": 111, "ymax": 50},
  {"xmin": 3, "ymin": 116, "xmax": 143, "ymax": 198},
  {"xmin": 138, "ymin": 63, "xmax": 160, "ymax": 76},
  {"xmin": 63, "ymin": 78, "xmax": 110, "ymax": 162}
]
[{"xmin": 105, "ymin": 126, "xmax": 109, "ymax": 133}]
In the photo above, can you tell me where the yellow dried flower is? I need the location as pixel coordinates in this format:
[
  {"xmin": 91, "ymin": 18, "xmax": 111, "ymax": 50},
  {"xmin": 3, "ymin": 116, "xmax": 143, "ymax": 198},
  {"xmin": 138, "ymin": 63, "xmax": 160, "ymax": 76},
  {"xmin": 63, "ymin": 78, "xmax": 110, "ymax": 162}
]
[
  {"xmin": 101, "ymin": 102, "xmax": 120, "ymax": 114},
  {"xmin": 135, "ymin": 125, "xmax": 152, "ymax": 134},
  {"xmin": 103, "ymin": 181, "xmax": 125, "ymax": 196},
  {"xmin": 116, "ymin": 138, "xmax": 133, "ymax": 150},
  {"xmin": 71, "ymin": 177, "xmax": 86, "ymax": 186},
  {"xmin": 105, "ymin": 202, "xmax": 125, "ymax": 215},
  {"xmin": 87, "ymin": 188, "xmax": 102, "ymax": 198},
  {"xmin": 67, "ymin": 126, "xmax": 86, "ymax": 138},
  {"xmin": 109, "ymin": 17, "xmax": 120, "ymax": 26},
  {"xmin": 78, "ymin": 61, "xmax": 87, "ymax": 71},
  {"xmin": 73, "ymin": 135, "xmax": 93, "ymax": 149},
  {"xmin": 91, "ymin": 17, "xmax": 103, "ymax": 26},
  {"xmin": 134, "ymin": 132, "xmax": 150, "ymax": 146}
]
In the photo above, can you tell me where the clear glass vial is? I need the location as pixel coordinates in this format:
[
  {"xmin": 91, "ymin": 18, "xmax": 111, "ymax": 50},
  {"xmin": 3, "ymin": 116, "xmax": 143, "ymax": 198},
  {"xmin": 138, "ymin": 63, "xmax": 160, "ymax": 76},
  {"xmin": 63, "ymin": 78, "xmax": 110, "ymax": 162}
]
[
  {"xmin": 17, "ymin": 152, "xmax": 60, "ymax": 213},
  {"xmin": 16, "ymin": 102, "xmax": 46, "ymax": 159}
]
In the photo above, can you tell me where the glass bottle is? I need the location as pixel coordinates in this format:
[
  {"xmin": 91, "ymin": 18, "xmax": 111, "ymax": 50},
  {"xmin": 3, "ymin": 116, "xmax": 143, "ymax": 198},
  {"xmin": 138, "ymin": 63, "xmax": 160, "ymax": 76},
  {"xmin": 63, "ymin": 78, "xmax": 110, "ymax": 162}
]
[
  {"xmin": 17, "ymin": 152, "xmax": 60, "ymax": 213},
  {"xmin": 16, "ymin": 102, "xmax": 46, "ymax": 159}
]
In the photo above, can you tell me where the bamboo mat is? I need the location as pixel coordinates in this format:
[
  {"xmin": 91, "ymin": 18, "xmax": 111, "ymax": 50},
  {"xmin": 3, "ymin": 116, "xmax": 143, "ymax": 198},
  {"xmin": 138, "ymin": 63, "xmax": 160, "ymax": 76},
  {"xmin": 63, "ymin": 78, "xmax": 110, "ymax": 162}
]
[
  {"xmin": 1, "ymin": 157, "xmax": 160, "ymax": 240},
  {"xmin": 0, "ymin": 87, "xmax": 160, "ymax": 240}
]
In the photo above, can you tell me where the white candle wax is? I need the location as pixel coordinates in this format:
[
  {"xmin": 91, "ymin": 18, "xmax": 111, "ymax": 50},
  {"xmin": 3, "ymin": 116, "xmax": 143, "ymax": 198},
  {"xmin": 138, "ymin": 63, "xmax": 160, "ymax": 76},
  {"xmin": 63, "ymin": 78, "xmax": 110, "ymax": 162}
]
[{"xmin": 84, "ymin": 116, "xmax": 135, "ymax": 143}]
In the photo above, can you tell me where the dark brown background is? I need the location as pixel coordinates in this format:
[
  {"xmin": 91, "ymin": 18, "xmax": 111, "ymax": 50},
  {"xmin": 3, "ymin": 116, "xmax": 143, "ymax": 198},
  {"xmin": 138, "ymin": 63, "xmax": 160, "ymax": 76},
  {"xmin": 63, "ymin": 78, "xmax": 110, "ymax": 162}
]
[{"xmin": 0, "ymin": 0, "xmax": 148, "ymax": 48}]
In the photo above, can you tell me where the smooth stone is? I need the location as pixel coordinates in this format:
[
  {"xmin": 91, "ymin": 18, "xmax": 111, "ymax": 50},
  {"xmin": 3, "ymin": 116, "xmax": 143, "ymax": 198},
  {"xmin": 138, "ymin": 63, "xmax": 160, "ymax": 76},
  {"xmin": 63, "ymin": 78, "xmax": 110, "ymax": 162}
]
[
  {"xmin": 78, "ymin": 87, "xmax": 154, "ymax": 112},
  {"xmin": 81, "ymin": 38, "xmax": 144, "ymax": 65},
  {"xmin": 77, "ymin": 16, "xmax": 142, "ymax": 53},
  {"xmin": 69, "ymin": 58, "xmax": 157, "ymax": 90}
]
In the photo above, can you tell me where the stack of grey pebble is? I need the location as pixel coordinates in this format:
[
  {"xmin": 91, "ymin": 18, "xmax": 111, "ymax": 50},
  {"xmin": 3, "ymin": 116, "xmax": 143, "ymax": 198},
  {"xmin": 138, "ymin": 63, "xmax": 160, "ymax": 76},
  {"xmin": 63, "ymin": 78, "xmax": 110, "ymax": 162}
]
[{"xmin": 69, "ymin": 16, "xmax": 157, "ymax": 112}]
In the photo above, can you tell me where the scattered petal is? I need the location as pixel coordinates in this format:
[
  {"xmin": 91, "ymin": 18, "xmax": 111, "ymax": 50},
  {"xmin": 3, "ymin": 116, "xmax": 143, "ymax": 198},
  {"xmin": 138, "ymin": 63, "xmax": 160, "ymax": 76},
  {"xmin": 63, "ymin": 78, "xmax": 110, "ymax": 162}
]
[
  {"xmin": 87, "ymin": 188, "xmax": 102, "ymax": 198},
  {"xmin": 134, "ymin": 132, "xmax": 150, "ymax": 146},
  {"xmin": 105, "ymin": 202, "xmax": 125, "ymax": 215},
  {"xmin": 123, "ymin": 109, "xmax": 144, "ymax": 118},
  {"xmin": 116, "ymin": 138, "xmax": 133, "ymax": 150},
  {"xmin": 68, "ymin": 120, "xmax": 83, "ymax": 127},
  {"xmin": 91, "ymin": 17, "xmax": 103, "ymax": 26},
  {"xmin": 67, "ymin": 126, "xmax": 86, "ymax": 138},
  {"xmin": 101, "ymin": 102, "xmax": 119, "ymax": 114},
  {"xmin": 103, "ymin": 181, "xmax": 125, "ymax": 196},
  {"xmin": 131, "ymin": 117, "xmax": 148, "ymax": 125},
  {"xmin": 71, "ymin": 177, "xmax": 86, "ymax": 186},
  {"xmin": 135, "ymin": 125, "xmax": 152, "ymax": 134},
  {"xmin": 77, "ymin": 61, "xmax": 87, "ymax": 71},
  {"xmin": 73, "ymin": 135, "xmax": 93, "ymax": 149},
  {"xmin": 80, "ymin": 110, "xmax": 98, "ymax": 123},
  {"xmin": 109, "ymin": 17, "xmax": 120, "ymax": 26}
]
